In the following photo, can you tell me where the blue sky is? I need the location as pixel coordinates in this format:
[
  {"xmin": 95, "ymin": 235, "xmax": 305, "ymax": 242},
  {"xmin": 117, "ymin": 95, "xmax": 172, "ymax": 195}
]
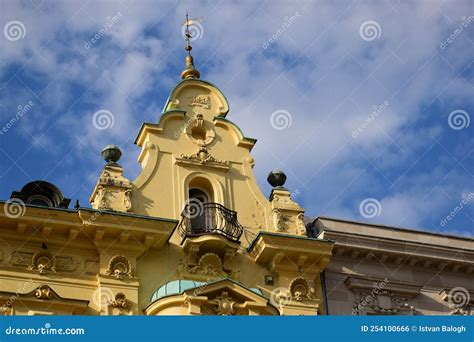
[{"xmin": 0, "ymin": 0, "xmax": 472, "ymax": 237}]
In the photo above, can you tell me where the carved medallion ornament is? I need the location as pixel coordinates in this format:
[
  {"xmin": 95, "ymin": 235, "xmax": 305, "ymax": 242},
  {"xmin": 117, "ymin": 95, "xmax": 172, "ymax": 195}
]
[
  {"xmin": 178, "ymin": 253, "xmax": 230, "ymax": 280},
  {"xmin": 214, "ymin": 291, "xmax": 235, "ymax": 316},
  {"xmin": 176, "ymin": 112, "xmax": 230, "ymax": 169},
  {"xmin": 29, "ymin": 250, "xmax": 56, "ymax": 274},
  {"xmin": 106, "ymin": 255, "xmax": 132, "ymax": 280},
  {"xmin": 185, "ymin": 113, "xmax": 216, "ymax": 147},
  {"xmin": 109, "ymin": 293, "xmax": 131, "ymax": 313},
  {"xmin": 35, "ymin": 285, "xmax": 54, "ymax": 300},
  {"xmin": 290, "ymin": 277, "xmax": 314, "ymax": 302}
]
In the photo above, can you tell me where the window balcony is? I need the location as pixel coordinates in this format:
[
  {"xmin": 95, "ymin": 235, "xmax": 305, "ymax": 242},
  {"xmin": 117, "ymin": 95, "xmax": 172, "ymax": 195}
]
[{"xmin": 178, "ymin": 202, "xmax": 244, "ymax": 243}]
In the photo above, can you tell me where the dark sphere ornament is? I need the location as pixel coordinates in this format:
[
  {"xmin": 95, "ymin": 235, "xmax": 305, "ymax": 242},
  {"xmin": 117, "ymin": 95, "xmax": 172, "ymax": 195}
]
[
  {"xmin": 101, "ymin": 145, "xmax": 122, "ymax": 165},
  {"xmin": 267, "ymin": 169, "xmax": 287, "ymax": 188}
]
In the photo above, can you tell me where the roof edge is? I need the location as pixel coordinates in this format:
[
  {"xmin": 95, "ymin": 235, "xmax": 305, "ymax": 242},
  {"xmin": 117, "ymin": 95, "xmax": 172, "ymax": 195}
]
[{"xmin": 313, "ymin": 216, "xmax": 474, "ymax": 242}]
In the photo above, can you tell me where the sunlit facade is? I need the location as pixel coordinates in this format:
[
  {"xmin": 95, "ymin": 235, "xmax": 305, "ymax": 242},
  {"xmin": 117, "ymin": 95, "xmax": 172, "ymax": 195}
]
[{"xmin": 0, "ymin": 28, "xmax": 472, "ymax": 317}]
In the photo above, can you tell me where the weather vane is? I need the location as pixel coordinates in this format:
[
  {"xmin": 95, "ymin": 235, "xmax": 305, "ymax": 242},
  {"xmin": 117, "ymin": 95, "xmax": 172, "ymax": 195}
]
[
  {"xmin": 181, "ymin": 12, "xmax": 202, "ymax": 79},
  {"xmin": 183, "ymin": 12, "xmax": 203, "ymax": 53}
]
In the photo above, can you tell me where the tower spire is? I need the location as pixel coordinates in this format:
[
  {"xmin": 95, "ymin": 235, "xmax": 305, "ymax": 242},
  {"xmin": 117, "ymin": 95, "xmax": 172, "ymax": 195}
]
[{"xmin": 181, "ymin": 12, "xmax": 201, "ymax": 79}]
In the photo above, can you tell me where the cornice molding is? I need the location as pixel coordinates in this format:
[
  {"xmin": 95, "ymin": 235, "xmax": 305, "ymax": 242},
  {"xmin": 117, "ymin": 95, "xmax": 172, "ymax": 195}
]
[
  {"xmin": 345, "ymin": 275, "xmax": 423, "ymax": 297},
  {"xmin": 323, "ymin": 230, "xmax": 474, "ymax": 273}
]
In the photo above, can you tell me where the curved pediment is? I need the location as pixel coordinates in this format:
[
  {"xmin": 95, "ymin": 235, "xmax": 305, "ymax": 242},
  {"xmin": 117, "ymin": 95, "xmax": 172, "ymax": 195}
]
[{"xmin": 162, "ymin": 79, "xmax": 229, "ymax": 120}]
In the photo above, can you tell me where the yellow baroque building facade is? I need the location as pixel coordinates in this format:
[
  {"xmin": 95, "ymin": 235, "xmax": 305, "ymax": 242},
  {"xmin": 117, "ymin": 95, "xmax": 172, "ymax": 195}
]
[
  {"xmin": 0, "ymin": 30, "xmax": 472, "ymax": 316},
  {"xmin": 0, "ymin": 40, "xmax": 334, "ymax": 316}
]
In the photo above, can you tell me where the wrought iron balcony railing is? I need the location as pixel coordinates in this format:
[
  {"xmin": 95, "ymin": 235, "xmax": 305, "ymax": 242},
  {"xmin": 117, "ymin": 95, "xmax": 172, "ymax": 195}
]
[{"xmin": 178, "ymin": 202, "xmax": 244, "ymax": 243}]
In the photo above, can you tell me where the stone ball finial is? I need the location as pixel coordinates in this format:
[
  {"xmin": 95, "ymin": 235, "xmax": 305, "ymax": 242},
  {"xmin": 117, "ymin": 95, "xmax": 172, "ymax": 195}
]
[
  {"xmin": 267, "ymin": 169, "xmax": 287, "ymax": 188},
  {"xmin": 101, "ymin": 145, "xmax": 122, "ymax": 165}
]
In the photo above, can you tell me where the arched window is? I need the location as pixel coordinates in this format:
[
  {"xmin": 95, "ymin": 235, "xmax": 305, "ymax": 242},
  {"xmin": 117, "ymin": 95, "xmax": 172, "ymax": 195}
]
[
  {"xmin": 188, "ymin": 188, "xmax": 212, "ymax": 234},
  {"xmin": 26, "ymin": 195, "xmax": 53, "ymax": 207},
  {"xmin": 186, "ymin": 176, "xmax": 215, "ymax": 234},
  {"xmin": 188, "ymin": 188, "xmax": 209, "ymax": 204}
]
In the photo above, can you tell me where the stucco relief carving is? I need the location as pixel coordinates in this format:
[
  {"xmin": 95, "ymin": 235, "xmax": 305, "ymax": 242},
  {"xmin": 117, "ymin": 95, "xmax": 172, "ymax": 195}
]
[
  {"xmin": 35, "ymin": 285, "xmax": 54, "ymax": 299},
  {"xmin": 177, "ymin": 112, "xmax": 232, "ymax": 169},
  {"xmin": 184, "ymin": 113, "xmax": 216, "ymax": 147},
  {"xmin": 0, "ymin": 304, "xmax": 12, "ymax": 316},
  {"xmin": 90, "ymin": 166, "xmax": 133, "ymax": 213},
  {"xmin": 29, "ymin": 250, "xmax": 56, "ymax": 274},
  {"xmin": 10, "ymin": 251, "xmax": 31, "ymax": 267},
  {"xmin": 55, "ymin": 256, "xmax": 76, "ymax": 272},
  {"xmin": 124, "ymin": 189, "xmax": 132, "ymax": 211},
  {"xmin": 213, "ymin": 291, "xmax": 236, "ymax": 315},
  {"xmin": 440, "ymin": 288, "xmax": 474, "ymax": 315},
  {"xmin": 11, "ymin": 251, "xmax": 76, "ymax": 273},
  {"xmin": 106, "ymin": 255, "xmax": 133, "ymax": 280},
  {"xmin": 297, "ymin": 213, "xmax": 306, "ymax": 235},
  {"xmin": 109, "ymin": 293, "xmax": 131, "ymax": 314},
  {"xmin": 290, "ymin": 277, "xmax": 314, "ymax": 301},
  {"xmin": 188, "ymin": 95, "xmax": 211, "ymax": 110},
  {"xmin": 180, "ymin": 146, "xmax": 227, "ymax": 166},
  {"xmin": 192, "ymin": 253, "xmax": 225, "ymax": 276},
  {"xmin": 270, "ymin": 188, "xmax": 306, "ymax": 235},
  {"xmin": 352, "ymin": 290, "xmax": 416, "ymax": 315},
  {"xmin": 450, "ymin": 306, "xmax": 473, "ymax": 315},
  {"xmin": 178, "ymin": 252, "xmax": 238, "ymax": 281},
  {"xmin": 272, "ymin": 209, "xmax": 286, "ymax": 232}
]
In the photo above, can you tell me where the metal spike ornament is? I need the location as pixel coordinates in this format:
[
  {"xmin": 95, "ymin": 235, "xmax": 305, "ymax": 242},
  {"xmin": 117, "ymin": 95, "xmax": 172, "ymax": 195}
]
[{"xmin": 181, "ymin": 12, "xmax": 201, "ymax": 79}]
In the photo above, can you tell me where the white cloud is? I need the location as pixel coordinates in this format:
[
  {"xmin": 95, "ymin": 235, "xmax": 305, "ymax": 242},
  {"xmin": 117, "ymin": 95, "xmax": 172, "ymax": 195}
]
[{"xmin": 0, "ymin": 0, "xmax": 472, "ymax": 232}]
